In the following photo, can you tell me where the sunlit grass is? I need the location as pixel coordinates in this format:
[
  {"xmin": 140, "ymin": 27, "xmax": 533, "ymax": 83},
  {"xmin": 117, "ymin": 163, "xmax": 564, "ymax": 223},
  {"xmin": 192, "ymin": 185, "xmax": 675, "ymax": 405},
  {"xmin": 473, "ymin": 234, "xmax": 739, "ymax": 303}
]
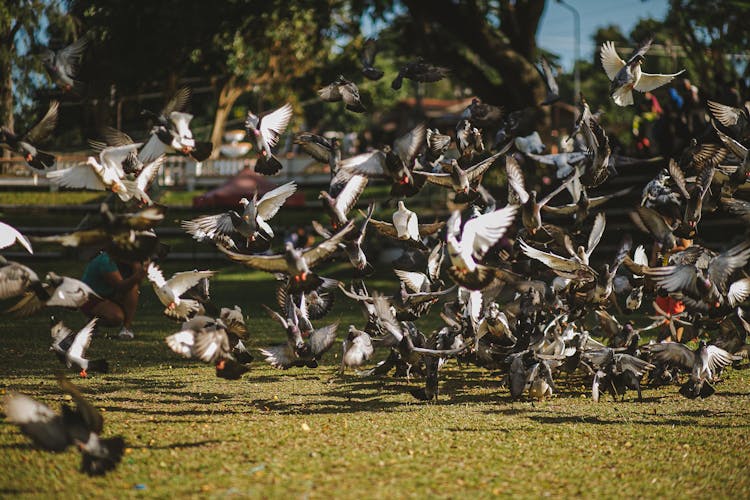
[{"xmin": 0, "ymin": 263, "xmax": 748, "ymax": 497}]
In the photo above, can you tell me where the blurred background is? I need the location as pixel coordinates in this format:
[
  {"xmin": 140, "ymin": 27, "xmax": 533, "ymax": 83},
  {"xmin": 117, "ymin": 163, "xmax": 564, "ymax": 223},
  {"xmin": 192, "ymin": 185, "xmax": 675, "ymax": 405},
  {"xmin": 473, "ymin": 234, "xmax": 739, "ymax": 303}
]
[
  {"xmin": 4, "ymin": 0, "xmax": 749, "ymax": 159},
  {"xmin": 1, "ymin": 0, "xmax": 748, "ymax": 260}
]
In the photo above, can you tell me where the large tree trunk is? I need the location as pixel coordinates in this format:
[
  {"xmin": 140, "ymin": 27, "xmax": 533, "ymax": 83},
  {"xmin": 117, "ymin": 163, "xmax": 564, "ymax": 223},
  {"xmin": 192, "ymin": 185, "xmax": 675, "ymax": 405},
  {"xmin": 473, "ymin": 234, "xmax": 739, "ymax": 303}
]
[
  {"xmin": 209, "ymin": 76, "xmax": 249, "ymax": 159},
  {"xmin": 403, "ymin": 0, "xmax": 547, "ymax": 108},
  {"xmin": 0, "ymin": 22, "xmax": 16, "ymax": 160}
]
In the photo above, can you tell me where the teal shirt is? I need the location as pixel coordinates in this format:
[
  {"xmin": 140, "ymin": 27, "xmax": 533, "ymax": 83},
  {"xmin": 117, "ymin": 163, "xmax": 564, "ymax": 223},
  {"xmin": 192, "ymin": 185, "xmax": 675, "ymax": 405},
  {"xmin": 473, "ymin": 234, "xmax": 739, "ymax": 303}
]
[{"xmin": 82, "ymin": 252, "xmax": 119, "ymax": 298}]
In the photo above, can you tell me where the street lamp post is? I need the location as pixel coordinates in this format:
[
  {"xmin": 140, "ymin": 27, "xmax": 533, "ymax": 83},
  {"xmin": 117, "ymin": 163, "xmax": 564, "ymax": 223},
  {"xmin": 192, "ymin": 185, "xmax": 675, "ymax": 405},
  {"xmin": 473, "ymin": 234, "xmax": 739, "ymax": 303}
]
[{"xmin": 556, "ymin": 0, "xmax": 581, "ymax": 102}]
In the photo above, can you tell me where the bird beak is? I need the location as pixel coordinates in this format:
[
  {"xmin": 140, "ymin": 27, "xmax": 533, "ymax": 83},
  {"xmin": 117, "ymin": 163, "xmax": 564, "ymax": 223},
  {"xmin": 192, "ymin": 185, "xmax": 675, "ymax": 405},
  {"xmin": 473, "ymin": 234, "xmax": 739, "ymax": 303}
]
[
  {"xmin": 168, "ymin": 302, "xmax": 176, "ymax": 310},
  {"xmin": 25, "ymin": 153, "xmax": 33, "ymax": 162}
]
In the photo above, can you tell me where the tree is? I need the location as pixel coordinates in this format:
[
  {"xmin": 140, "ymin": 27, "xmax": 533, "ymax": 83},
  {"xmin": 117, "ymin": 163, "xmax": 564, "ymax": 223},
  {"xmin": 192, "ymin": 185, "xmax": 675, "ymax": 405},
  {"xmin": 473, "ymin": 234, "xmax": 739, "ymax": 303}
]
[
  {"xmin": 200, "ymin": 1, "xmax": 345, "ymax": 156},
  {"xmin": 666, "ymin": 0, "xmax": 750, "ymax": 97},
  {"xmin": 0, "ymin": 1, "xmax": 69, "ymax": 154},
  {"xmin": 70, "ymin": 0, "xmax": 355, "ymax": 155},
  {"xmin": 375, "ymin": 0, "xmax": 549, "ymax": 110}
]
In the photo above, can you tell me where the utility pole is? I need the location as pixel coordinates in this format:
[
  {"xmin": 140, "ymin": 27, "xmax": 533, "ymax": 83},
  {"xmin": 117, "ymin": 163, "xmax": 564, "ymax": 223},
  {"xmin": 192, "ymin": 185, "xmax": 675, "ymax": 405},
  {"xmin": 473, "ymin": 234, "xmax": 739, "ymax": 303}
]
[{"xmin": 556, "ymin": 0, "xmax": 581, "ymax": 102}]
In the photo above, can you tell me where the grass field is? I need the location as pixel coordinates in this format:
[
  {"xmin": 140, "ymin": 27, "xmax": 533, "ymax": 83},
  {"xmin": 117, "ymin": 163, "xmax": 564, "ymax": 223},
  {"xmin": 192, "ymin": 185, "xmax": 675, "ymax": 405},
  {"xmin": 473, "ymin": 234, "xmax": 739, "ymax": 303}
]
[{"xmin": 0, "ymin": 257, "xmax": 749, "ymax": 499}]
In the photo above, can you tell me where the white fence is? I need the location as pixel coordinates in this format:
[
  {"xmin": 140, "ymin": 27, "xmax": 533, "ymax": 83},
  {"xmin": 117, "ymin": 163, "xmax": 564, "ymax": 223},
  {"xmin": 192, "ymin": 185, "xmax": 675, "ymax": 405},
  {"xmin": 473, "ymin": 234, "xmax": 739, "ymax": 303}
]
[{"xmin": 0, "ymin": 154, "xmax": 331, "ymax": 189}]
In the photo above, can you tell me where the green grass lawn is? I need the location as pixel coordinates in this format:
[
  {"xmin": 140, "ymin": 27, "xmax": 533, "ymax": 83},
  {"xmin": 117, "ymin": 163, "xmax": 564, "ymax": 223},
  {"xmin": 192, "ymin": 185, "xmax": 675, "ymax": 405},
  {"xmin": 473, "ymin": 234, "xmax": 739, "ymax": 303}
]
[{"xmin": 0, "ymin": 259, "xmax": 748, "ymax": 498}]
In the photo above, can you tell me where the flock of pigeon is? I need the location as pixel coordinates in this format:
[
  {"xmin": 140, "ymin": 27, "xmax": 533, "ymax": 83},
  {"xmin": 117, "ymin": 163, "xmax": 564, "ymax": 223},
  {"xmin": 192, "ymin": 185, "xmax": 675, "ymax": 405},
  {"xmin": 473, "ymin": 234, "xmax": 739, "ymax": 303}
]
[{"xmin": 1, "ymin": 35, "xmax": 749, "ymax": 476}]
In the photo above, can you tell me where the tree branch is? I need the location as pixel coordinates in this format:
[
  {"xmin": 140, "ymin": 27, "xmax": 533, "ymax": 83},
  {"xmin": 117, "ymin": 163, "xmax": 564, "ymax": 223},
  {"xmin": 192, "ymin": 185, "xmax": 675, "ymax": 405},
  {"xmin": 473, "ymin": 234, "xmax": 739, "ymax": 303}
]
[{"xmin": 402, "ymin": 0, "xmax": 546, "ymax": 107}]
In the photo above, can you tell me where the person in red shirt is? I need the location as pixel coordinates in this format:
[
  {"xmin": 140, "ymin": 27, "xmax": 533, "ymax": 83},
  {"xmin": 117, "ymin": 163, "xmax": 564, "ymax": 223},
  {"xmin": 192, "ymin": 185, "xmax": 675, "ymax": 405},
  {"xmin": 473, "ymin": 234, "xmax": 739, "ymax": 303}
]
[{"xmin": 651, "ymin": 234, "xmax": 692, "ymax": 341}]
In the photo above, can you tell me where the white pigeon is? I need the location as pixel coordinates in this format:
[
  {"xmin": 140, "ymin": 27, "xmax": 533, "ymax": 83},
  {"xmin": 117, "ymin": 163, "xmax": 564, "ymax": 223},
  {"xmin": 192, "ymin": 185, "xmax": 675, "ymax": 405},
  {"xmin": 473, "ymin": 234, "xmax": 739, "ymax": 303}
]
[
  {"xmin": 139, "ymin": 111, "xmax": 197, "ymax": 162},
  {"xmin": 147, "ymin": 263, "xmax": 216, "ymax": 320},
  {"xmin": 0, "ymin": 221, "xmax": 33, "ymax": 254},
  {"xmin": 392, "ymin": 200, "xmax": 419, "ymax": 241},
  {"xmin": 600, "ymin": 39, "xmax": 685, "ymax": 107},
  {"xmin": 47, "ymin": 143, "xmax": 140, "ymax": 196},
  {"xmin": 340, "ymin": 325, "xmax": 374, "ymax": 373},
  {"xmin": 5, "ymin": 272, "xmax": 99, "ymax": 317},
  {"xmin": 445, "ymin": 204, "xmax": 518, "ymax": 289},
  {"xmin": 50, "ymin": 317, "xmax": 108, "ymax": 377},
  {"xmin": 118, "ymin": 156, "xmax": 165, "ymax": 205}
]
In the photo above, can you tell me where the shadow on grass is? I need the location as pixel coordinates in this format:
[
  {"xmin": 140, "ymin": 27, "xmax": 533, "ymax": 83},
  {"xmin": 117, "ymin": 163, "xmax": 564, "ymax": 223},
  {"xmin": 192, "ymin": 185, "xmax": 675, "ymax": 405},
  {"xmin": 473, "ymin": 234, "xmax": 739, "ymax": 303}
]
[
  {"xmin": 528, "ymin": 414, "xmax": 750, "ymax": 428},
  {"xmin": 0, "ymin": 489, "xmax": 34, "ymax": 495},
  {"xmin": 0, "ymin": 442, "xmax": 34, "ymax": 450},
  {"xmin": 130, "ymin": 439, "xmax": 224, "ymax": 450}
]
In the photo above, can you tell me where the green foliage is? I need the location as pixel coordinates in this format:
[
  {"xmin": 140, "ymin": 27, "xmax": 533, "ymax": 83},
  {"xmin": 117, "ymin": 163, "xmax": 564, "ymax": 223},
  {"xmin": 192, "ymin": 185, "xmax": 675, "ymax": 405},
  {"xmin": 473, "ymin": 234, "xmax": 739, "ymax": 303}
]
[
  {"xmin": 666, "ymin": 0, "xmax": 750, "ymax": 93},
  {"xmin": 0, "ymin": 0, "xmax": 71, "ymax": 131}
]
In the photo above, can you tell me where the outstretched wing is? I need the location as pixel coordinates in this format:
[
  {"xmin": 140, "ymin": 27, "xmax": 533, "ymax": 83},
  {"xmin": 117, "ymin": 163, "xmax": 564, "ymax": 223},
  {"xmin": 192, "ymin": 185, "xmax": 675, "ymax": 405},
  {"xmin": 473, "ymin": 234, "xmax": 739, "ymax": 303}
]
[
  {"xmin": 368, "ymin": 217, "xmax": 398, "ymax": 238},
  {"xmin": 47, "ymin": 163, "xmax": 107, "ymax": 191},
  {"xmin": 56, "ymin": 374, "xmax": 104, "ymax": 433},
  {"xmin": 134, "ymin": 155, "xmax": 164, "ymax": 192},
  {"xmin": 181, "ymin": 213, "xmax": 237, "ymax": 240},
  {"xmin": 465, "ymin": 151, "xmax": 502, "ymax": 182},
  {"xmin": 167, "ymin": 270, "xmax": 216, "ymax": 297},
  {"xmin": 668, "ymin": 159, "xmax": 690, "ymax": 199},
  {"xmin": 505, "ymin": 156, "xmax": 529, "ymax": 204},
  {"xmin": 310, "ymin": 322, "xmax": 339, "ymax": 357},
  {"xmin": 727, "ymin": 277, "xmax": 750, "ymax": 307},
  {"xmin": 642, "ymin": 342, "xmax": 694, "ymax": 371},
  {"xmin": 217, "ymin": 246, "xmax": 288, "ymax": 272},
  {"xmin": 303, "ymin": 220, "xmax": 355, "ymax": 267},
  {"xmin": 25, "ymin": 101, "xmax": 59, "ymax": 144},
  {"xmin": 520, "ymin": 239, "xmax": 595, "ymax": 277},
  {"xmin": 337, "ymin": 151, "xmax": 387, "ymax": 180},
  {"xmin": 162, "ymin": 86, "xmax": 191, "ymax": 116},
  {"xmin": 0, "ymin": 221, "xmax": 33, "ymax": 253},
  {"xmin": 67, "ymin": 317, "xmax": 98, "ymax": 363},
  {"xmin": 413, "ymin": 170, "xmax": 453, "ymax": 187},
  {"xmin": 394, "ymin": 123, "xmax": 426, "ymax": 163},
  {"xmin": 47, "ymin": 277, "xmax": 98, "ymax": 307},
  {"xmin": 259, "ymin": 103, "xmax": 293, "ymax": 149},
  {"xmin": 394, "ymin": 269, "xmax": 428, "ymax": 293},
  {"xmin": 417, "ymin": 221, "xmax": 445, "ymax": 237},
  {"xmin": 3, "ymin": 391, "xmax": 69, "ymax": 451},
  {"xmin": 707, "ymin": 100, "xmax": 744, "ymax": 128},
  {"xmin": 56, "ymin": 36, "xmax": 88, "ymax": 77},
  {"xmin": 462, "ymin": 205, "xmax": 518, "ymax": 259},
  {"xmin": 146, "ymin": 262, "xmax": 168, "ymax": 288},
  {"xmin": 635, "ymin": 70, "xmax": 685, "ymax": 93},
  {"xmin": 257, "ymin": 181, "xmax": 297, "ymax": 220},
  {"xmin": 600, "ymin": 42, "xmax": 625, "ymax": 81},
  {"xmin": 586, "ymin": 212, "xmax": 606, "ymax": 257},
  {"xmin": 334, "ymin": 175, "xmax": 368, "ymax": 215}
]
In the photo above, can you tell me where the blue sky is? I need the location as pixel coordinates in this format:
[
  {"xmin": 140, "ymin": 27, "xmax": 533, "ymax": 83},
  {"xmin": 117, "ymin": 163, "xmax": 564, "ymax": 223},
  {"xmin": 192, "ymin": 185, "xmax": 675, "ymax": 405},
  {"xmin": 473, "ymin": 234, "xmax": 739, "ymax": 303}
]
[{"xmin": 538, "ymin": 0, "xmax": 669, "ymax": 70}]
